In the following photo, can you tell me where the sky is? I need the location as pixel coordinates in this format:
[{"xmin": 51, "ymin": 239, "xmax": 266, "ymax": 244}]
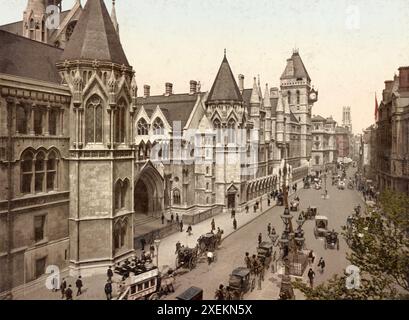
[{"xmin": 1, "ymin": 0, "xmax": 409, "ymax": 134}]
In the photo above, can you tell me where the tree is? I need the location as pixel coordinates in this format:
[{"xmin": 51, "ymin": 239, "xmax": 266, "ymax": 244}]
[{"xmin": 293, "ymin": 189, "xmax": 409, "ymax": 300}]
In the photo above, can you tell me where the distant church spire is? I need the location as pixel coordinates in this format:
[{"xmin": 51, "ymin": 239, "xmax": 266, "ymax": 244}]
[
  {"xmin": 111, "ymin": 0, "xmax": 120, "ymax": 39},
  {"xmin": 23, "ymin": 0, "xmax": 47, "ymax": 43}
]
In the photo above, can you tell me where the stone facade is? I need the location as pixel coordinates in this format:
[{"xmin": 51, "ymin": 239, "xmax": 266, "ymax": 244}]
[
  {"xmin": 311, "ymin": 115, "xmax": 337, "ymax": 173},
  {"xmin": 0, "ymin": 0, "xmax": 318, "ymax": 295}
]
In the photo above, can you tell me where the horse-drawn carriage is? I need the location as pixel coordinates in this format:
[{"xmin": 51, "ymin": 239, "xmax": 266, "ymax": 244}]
[
  {"xmin": 226, "ymin": 267, "xmax": 254, "ymax": 300},
  {"xmin": 305, "ymin": 206, "xmax": 318, "ymax": 220},
  {"xmin": 303, "ymin": 180, "xmax": 310, "ymax": 189},
  {"xmin": 117, "ymin": 267, "xmax": 161, "ymax": 300},
  {"xmin": 197, "ymin": 232, "xmax": 219, "ymax": 255},
  {"xmin": 257, "ymin": 242, "xmax": 273, "ymax": 270},
  {"xmin": 324, "ymin": 230, "xmax": 340, "ymax": 250},
  {"xmin": 276, "ymin": 194, "xmax": 284, "ymax": 206},
  {"xmin": 175, "ymin": 246, "xmax": 198, "ymax": 270},
  {"xmin": 314, "ymin": 215, "xmax": 329, "ymax": 238}
]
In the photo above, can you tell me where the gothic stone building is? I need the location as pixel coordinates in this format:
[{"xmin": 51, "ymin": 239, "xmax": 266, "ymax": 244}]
[{"xmin": 0, "ymin": 0, "xmax": 318, "ymax": 296}]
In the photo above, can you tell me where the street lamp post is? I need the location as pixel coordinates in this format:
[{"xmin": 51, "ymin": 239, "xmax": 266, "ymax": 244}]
[{"xmin": 154, "ymin": 239, "xmax": 161, "ymax": 270}]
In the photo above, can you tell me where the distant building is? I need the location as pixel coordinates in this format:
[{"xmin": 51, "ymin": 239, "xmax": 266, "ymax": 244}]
[
  {"xmin": 311, "ymin": 115, "xmax": 337, "ymax": 173},
  {"xmin": 335, "ymin": 126, "xmax": 350, "ymax": 159}
]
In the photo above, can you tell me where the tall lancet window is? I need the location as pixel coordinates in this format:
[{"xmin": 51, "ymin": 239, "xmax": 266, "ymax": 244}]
[
  {"xmin": 115, "ymin": 101, "xmax": 126, "ymax": 143},
  {"xmin": 85, "ymin": 95, "xmax": 103, "ymax": 144}
]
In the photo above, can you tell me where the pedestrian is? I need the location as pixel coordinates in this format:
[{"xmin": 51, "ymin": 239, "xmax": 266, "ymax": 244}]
[
  {"xmin": 267, "ymin": 223, "xmax": 271, "ymax": 235},
  {"xmin": 140, "ymin": 238, "xmax": 146, "ymax": 251},
  {"xmin": 253, "ymin": 204, "xmax": 257, "ymax": 213},
  {"xmin": 308, "ymin": 268, "xmax": 315, "ymax": 288},
  {"xmin": 244, "ymin": 252, "xmax": 251, "ymax": 269},
  {"xmin": 207, "ymin": 251, "xmax": 214, "ymax": 265},
  {"xmin": 179, "ymin": 220, "xmax": 183, "ymax": 232},
  {"xmin": 161, "ymin": 213, "xmax": 165, "ymax": 225},
  {"xmin": 107, "ymin": 266, "xmax": 113, "ymax": 281},
  {"xmin": 150, "ymin": 243, "xmax": 155, "ymax": 258},
  {"xmin": 176, "ymin": 213, "xmax": 179, "ymax": 223},
  {"xmin": 211, "ymin": 218, "xmax": 215, "ymax": 231},
  {"xmin": 258, "ymin": 233, "xmax": 262, "ymax": 245},
  {"xmin": 233, "ymin": 218, "xmax": 237, "ymax": 230},
  {"xmin": 75, "ymin": 276, "xmax": 83, "ymax": 296},
  {"xmin": 105, "ymin": 280, "xmax": 113, "ymax": 300},
  {"xmin": 245, "ymin": 205, "xmax": 249, "ymax": 213},
  {"xmin": 186, "ymin": 225, "xmax": 192, "ymax": 236},
  {"xmin": 60, "ymin": 278, "xmax": 67, "ymax": 299},
  {"xmin": 51, "ymin": 275, "xmax": 59, "ymax": 292},
  {"xmin": 267, "ymin": 198, "xmax": 271, "ymax": 206},
  {"xmin": 65, "ymin": 284, "xmax": 73, "ymax": 300},
  {"xmin": 318, "ymin": 258, "xmax": 325, "ymax": 273},
  {"xmin": 308, "ymin": 250, "xmax": 315, "ymax": 265},
  {"xmin": 175, "ymin": 241, "xmax": 181, "ymax": 254},
  {"xmin": 171, "ymin": 213, "xmax": 174, "ymax": 223},
  {"xmin": 231, "ymin": 209, "xmax": 236, "ymax": 219},
  {"xmin": 215, "ymin": 284, "xmax": 225, "ymax": 300}
]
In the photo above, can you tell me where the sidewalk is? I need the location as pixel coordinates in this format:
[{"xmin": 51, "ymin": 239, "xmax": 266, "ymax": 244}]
[{"xmin": 15, "ymin": 184, "xmax": 302, "ymax": 300}]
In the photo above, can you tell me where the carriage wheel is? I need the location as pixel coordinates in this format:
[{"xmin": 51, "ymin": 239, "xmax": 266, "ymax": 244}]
[{"xmin": 148, "ymin": 293, "xmax": 160, "ymax": 300}]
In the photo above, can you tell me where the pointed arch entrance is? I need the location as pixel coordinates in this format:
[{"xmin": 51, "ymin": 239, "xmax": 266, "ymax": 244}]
[{"xmin": 134, "ymin": 161, "xmax": 164, "ymax": 217}]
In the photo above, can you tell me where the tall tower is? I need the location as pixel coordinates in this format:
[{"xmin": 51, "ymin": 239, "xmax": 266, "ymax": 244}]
[
  {"xmin": 57, "ymin": 0, "xmax": 135, "ymax": 275},
  {"xmin": 23, "ymin": 0, "xmax": 48, "ymax": 42},
  {"xmin": 342, "ymin": 106, "xmax": 352, "ymax": 133},
  {"xmin": 280, "ymin": 49, "xmax": 318, "ymax": 165}
]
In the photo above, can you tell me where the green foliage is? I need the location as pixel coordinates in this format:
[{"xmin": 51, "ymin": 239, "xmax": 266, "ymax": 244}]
[{"xmin": 294, "ymin": 189, "xmax": 409, "ymax": 300}]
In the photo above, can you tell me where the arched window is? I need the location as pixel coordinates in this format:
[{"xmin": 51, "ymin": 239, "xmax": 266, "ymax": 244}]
[
  {"xmin": 206, "ymin": 167, "xmax": 209, "ymax": 175},
  {"xmin": 21, "ymin": 151, "xmax": 34, "ymax": 194},
  {"xmin": 35, "ymin": 152, "xmax": 46, "ymax": 193},
  {"xmin": 16, "ymin": 104, "xmax": 28, "ymax": 134},
  {"xmin": 138, "ymin": 142, "xmax": 145, "ymax": 160},
  {"xmin": 173, "ymin": 189, "xmax": 181, "ymax": 205},
  {"xmin": 152, "ymin": 118, "xmax": 164, "ymax": 135},
  {"xmin": 296, "ymin": 90, "xmax": 300, "ymax": 104},
  {"xmin": 227, "ymin": 118, "xmax": 236, "ymax": 143},
  {"xmin": 114, "ymin": 222, "xmax": 121, "ymax": 250},
  {"xmin": 29, "ymin": 19, "xmax": 35, "ymax": 39},
  {"xmin": 115, "ymin": 103, "xmax": 126, "ymax": 143},
  {"xmin": 214, "ymin": 119, "xmax": 222, "ymax": 143},
  {"xmin": 46, "ymin": 151, "xmax": 57, "ymax": 191},
  {"xmin": 85, "ymin": 96, "xmax": 103, "ymax": 144},
  {"xmin": 122, "ymin": 179, "xmax": 129, "ymax": 209},
  {"xmin": 49, "ymin": 109, "xmax": 57, "ymax": 136},
  {"xmin": 287, "ymin": 91, "xmax": 291, "ymax": 105},
  {"xmin": 120, "ymin": 218, "xmax": 128, "ymax": 247},
  {"xmin": 137, "ymin": 118, "xmax": 148, "ymax": 135},
  {"xmin": 115, "ymin": 180, "xmax": 122, "ymax": 210}
]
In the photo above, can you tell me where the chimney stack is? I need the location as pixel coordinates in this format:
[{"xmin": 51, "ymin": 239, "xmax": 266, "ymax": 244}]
[
  {"xmin": 238, "ymin": 74, "xmax": 244, "ymax": 93},
  {"xmin": 143, "ymin": 85, "xmax": 150, "ymax": 98},
  {"xmin": 398, "ymin": 66, "xmax": 409, "ymax": 92},
  {"xmin": 270, "ymin": 87, "xmax": 279, "ymax": 98},
  {"xmin": 190, "ymin": 80, "xmax": 198, "ymax": 94},
  {"xmin": 165, "ymin": 82, "xmax": 173, "ymax": 96}
]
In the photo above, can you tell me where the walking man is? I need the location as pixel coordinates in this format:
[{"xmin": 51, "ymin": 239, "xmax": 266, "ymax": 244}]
[
  {"xmin": 171, "ymin": 213, "xmax": 174, "ymax": 223},
  {"xmin": 245, "ymin": 205, "xmax": 249, "ymax": 213},
  {"xmin": 318, "ymin": 258, "xmax": 325, "ymax": 273},
  {"xmin": 107, "ymin": 266, "xmax": 113, "ymax": 281},
  {"xmin": 105, "ymin": 280, "xmax": 113, "ymax": 300},
  {"xmin": 60, "ymin": 278, "xmax": 67, "ymax": 299},
  {"xmin": 231, "ymin": 209, "xmax": 236, "ymax": 219},
  {"xmin": 244, "ymin": 252, "xmax": 251, "ymax": 269},
  {"xmin": 258, "ymin": 233, "xmax": 262, "ymax": 245},
  {"xmin": 140, "ymin": 238, "xmax": 146, "ymax": 251},
  {"xmin": 150, "ymin": 242, "xmax": 155, "ymax": 258},
  {"xmin": 233, "ymin": 218, "xmax": 237, "ymax": 230},
  {"xmin": 267, "ymin": 223, "xmax": 271, "ymax": 235},
  {"xmin": 75, "ymin": 276, "xmax": 83, "ymax": 296},
  {"xmin": 176, "ymin": 213, "xmax": 179, "ymax": 223},
  {"xmin": 65, "ymin": 284, "xmax": 73, "ymax": 300},
  {"xmin": 161, "ymin": 213, "xmax": 165, "ymax": 225},
  {"xmin": 211, "ymin": 219, "xmax": 216, "ymax": 232},
  {"xmin": 179, "ymin": 220, "xmax": 184, "ymax": 232},
  {"xmin": 308, "ymin": 268, "xmax": 315, "ymax": 288}
]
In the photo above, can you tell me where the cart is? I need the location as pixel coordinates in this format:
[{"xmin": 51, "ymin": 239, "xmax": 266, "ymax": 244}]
[
  {"xmin": 117, "ymin": 267, "xmax": 161, "ymax": 300},
  {"xmin": 198, "ymin": 232, "xmax": 219, "ymax": 255},
  {"xmin": 257, "ymin": 242, "xmax": 273, "ymax": 270},
  {"xmin": 290, "ymin": 200, "xmax": 299, "ymax": 212},
  {"xmin": 305, "ymin": 206, "xmax": 317, "ymax": 220},
  {"xmin": 226, "ymin": 267, "xmax": 253, "ymax": 300},
  {"xmin": 324, "ymin": 231, "xmax": 340, "ymax": 250},
  {"xmin": 175, "ymin": 246, "xmax": 198, "ymax": 270},
  {"xmin": 176, "ymin": 286, "xmax": 203, "ymax": 301},
  {"xmin": 314, "ymin": 215, "xmax": 329, "ymax": 238}
]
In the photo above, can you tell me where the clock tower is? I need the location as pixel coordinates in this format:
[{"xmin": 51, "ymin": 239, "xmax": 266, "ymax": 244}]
[{"xmin": 280, "ymin": 49, "xmax": 318, "ymax": 165}]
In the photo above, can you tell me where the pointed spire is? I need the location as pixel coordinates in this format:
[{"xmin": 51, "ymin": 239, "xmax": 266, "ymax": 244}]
[
  {"xmin": 257, "ymin": 75, "xmax": 263, "ymax": 100},
  {"xmin": 250, "ymin": 77, "xmax": 260, "ymax": 104},
  {"xmin": 264, "ymin": 84, "xmax": 271, "ymax": 108},
  {"xmin": 281, "ymin": 50, "xmax": 311, "ymax": 81},
  {"xmin": 61, "ymin": 0, "xmax": 129, "ymax": 66},
  {"xmin": 207, "ymin": 53, "xmax": 243, "ymax": 103},
  {"xmin": 111, "ymin": 0, "xmax": 120, "ymax": 38},
  {"xmin": 108, "ymin": 69, "xmax": 117, "ymax": 90}
]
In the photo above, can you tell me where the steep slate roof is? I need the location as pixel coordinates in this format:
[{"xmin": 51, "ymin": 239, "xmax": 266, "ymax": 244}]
[
  {"xmin": 136, "ymin": 93, "xmax": 205, "ymax": 128},
  {"xmin": 290, "ymin": 112, "xmax": 299, "ymax": 123},
  {"xmin": 312, "ymin": 115, "xmax": 326, "ymax": 122},
  {"xmin": 207, "ymin": 55, "xmax": 243, "ymax": 103},
  {"xmin": 281, "ymin": 51, "xmax": 311, "ymax": 81},
  {"xmin": 242, "ymin": 88, "xmax": 253, "ymax": 115},
  {"xmin": 0, "ymin": 30, "xmax": 63, "ymax": 83},
  {"xmin": 60, "ymin": 0, "xmax": 129, "ymax": 66}
]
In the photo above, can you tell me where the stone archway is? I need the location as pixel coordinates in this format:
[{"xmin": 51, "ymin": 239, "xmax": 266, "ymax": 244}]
[{"xmin": 134, "ymin": 162, "xmax": 164, "ymax": 217}]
